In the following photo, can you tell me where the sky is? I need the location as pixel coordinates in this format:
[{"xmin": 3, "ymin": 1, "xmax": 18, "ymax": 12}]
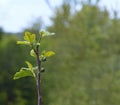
[{"xmin": 0, "ymin": 0, "xmax": 120, "ymax": 33}]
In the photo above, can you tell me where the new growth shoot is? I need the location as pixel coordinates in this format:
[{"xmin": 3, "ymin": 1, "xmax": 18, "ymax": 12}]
[{"xmin": 13, "ymin": 30, "xmax": 55, "ymax": 105}]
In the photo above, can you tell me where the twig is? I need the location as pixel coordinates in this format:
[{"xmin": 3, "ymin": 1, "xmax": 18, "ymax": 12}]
[{"xmin": 35, "ymin": 45, "xmax": 42, "ymax": 105}]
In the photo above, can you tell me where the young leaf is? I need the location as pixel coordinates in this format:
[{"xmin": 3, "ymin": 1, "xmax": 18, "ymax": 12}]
[
  {"xmin": 40, "ymin": 30, "xmax": 55, "ymax": 37},
  {"xmin": 30, "ymin": 49, "xmax": 36, "ymax": 57},
  {"xmin": 13, "ymin": 68, "xmax": 34, "ymax": 80},
  {"xmin": 40, "ymin": 51, "xmax": 55, "ymax": 58},
  {"xmin": 24, "ymin": 32, "xmax": 36, "ymax": 43},
  {"xmin": 25, "ymin": 61, "xmax": 36, "ymax": 78},
  {"xmin": 45, "ymin": 51, "xmax": 55, "ymax": 57},
  {"xmin": 13, "ymin": 61, "xmax": 37, "ymax": 80},
  {"xmin": 25, "ymin": 61, "xmax": 33, "ymax": 70},
  {"xmin": 17, "ymin": 41, "xmax": 30, "ymax": 45}
]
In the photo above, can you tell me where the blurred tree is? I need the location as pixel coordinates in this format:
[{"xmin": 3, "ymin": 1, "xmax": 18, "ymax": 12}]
[
  {"xmin": 0, "ymin": 27, "xmax": 4, "ymax": 40},
  {"xmin": 0, "ymin": 36, "xmax": 37, "ymax": 105},
  {"xmin": 44, "ymin": 1, "xmax": 120, "ymax": 105}
]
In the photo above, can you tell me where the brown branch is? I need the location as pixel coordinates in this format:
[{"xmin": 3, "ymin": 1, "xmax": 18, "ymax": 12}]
[{"xmin": 35, "ymin": 45, "xmax": 42, "ymax": 105}]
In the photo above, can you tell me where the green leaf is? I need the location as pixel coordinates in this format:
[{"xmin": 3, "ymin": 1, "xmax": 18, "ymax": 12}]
[
  {"xmin": 13, "ymin": 61, "xmax": 37, "ymax": 80},
  {"xmin": 45, "ymin": 51, "xmax": 55, "ymax": 57},
  {"xmin": 17, "ymin": 41, "xmax": 30, "ymax": 45},
  {"xmin": 25, "ymin": 61, "xmax": 36, "ymax": 77},
  {"xmin": 13, "ymin": 68, "xmax": 33, "ymax": 80},
  {"xmin": 40, "ymin": 30, "xmax": 55, "ymax": 37},
  {"xmin": 30, "ymin": 49, "xmax": 36, "ymax": 57},
  {"xmin": 24, "ymin": 32, "xmax": 36, "ymax": 43},
  {"xmin": 25, "ymin": 61, "xmax": 33, "ymax": 70},
  {"xmin": 40, "ymin": 51, "xmax": 55, "ymax": 59}
]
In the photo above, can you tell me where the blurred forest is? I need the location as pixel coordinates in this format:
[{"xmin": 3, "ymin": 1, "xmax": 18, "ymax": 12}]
[{"xmin": 1, "ymin": 0, "xmax": 120, "ymax": 105}]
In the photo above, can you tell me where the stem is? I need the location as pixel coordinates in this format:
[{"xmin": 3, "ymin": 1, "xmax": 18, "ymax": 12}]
[{"xmin": 35, "ymin": 45, "xmax": 42, "ymax": 105}]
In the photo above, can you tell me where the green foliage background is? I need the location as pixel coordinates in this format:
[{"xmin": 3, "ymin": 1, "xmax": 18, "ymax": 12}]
[{"xmin": 1, "ymin": 1, "xmax": 120, "ymax": 105}]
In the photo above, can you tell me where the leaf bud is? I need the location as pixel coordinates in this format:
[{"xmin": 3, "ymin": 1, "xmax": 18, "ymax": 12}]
[{"xmin": 41, "ymin": 67, "xmax": 45, "ymax": 73}]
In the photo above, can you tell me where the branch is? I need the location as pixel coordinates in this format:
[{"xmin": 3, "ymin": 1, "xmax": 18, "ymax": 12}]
[{"xmin": 35, "ymin": 45, "xmax": 42, "ymax": 105}]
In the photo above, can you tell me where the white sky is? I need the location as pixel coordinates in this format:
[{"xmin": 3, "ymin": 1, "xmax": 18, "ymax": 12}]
[{"xmin": 0, "ymin": 0, "xmax": 120, "ymax": 33}]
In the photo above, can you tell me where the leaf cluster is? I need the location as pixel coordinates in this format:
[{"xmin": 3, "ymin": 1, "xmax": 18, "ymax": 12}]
[{"xmin": 13, "ymin": 30, "xmax": 55, "ymax": 81}]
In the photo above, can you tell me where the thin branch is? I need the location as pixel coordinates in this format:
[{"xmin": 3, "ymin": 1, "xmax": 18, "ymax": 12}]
[{"xmin": 35, "ymin": 45, "xmax": 42, "ymax": 105}]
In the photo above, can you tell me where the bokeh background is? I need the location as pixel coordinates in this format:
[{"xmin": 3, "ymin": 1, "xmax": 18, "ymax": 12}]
[{"xmin": 1, "ymin": 0, "xmax": 120, "ymax": 105}]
